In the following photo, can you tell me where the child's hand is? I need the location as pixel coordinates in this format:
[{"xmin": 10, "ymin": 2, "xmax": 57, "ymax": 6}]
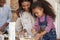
[
  {"xmin": 35, "ymin": 33, "xmax": 42, "ymax": 40},
  {"xmin": 31, "ymin": 28, "xmax": 36, "ymax": 34}
]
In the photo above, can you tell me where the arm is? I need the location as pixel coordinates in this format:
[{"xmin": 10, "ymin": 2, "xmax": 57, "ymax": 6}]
[
  {"xmin": 34, "ymin": 18, "xmax": 40, "ymax": 31},
  {"xmin": 15, "ymin": 18, "xmax": 27, "ymax": 36},
  {"xmin": 15, "ymin": 18, "xmax": 23, "ymax": 34},
  {"xmin": 39, "ymin": 16, "xmax": 54, "ymax": 35},
  {"xmin": 0, "ymin": 7, "xmax": 12, "ymax": 32},
  {"xmin": 35, "ymin": 16, "xmax": 55, "ymax": 40},
  {"xmin": 0, "ymin": 23, "xmax": 9, "ymax": 32},
  {"xmin": 32, "ymin": 18, "xmax": 40, "ymax": 34}
]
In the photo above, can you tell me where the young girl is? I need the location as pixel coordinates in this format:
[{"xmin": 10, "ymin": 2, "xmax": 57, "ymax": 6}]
[
  {"xmin": 15, "ymin": 0, "xmax": 35, "ymax": 38},
  {"xmin": 31, "ymin": 1, "xmax": 56, "ymax": 40}
]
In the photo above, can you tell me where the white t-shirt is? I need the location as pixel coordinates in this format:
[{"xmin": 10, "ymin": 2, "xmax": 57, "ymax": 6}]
[{"xmin": 16, "ymin": 12, "xmax": 35, "ymax": 35}]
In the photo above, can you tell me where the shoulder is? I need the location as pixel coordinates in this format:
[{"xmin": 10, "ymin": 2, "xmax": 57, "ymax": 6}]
[
  {"xmin": 47, "ymin": 15, "xmax": 54, "ymax": 22},
  {"xmin": 4, "ymin": 5, "xmax": 11, "ymax": 10}
]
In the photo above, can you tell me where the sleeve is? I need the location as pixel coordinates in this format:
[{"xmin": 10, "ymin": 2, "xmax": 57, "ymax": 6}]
[
  {"xmin": 30, "ymin": 14, "xmax": 35, "ymax": 28},
  {"xmin": 22, "ymin": 15, "xmax": 30, "ymax": 30},
  {"xmin": 15, "ymin": 18, "xmax": 23, "ymax": 33},
  {"xmin": 45, "ymin": 16, "xmax": 54, "ymax": 33},
  {"xmin": 21, "ymin": 12, "xmax": 33, "ymax": 31},
  {"xmin": 34, "ymin": 18, "xmax": 40, "ymax": 31},
  {"xmin": 7, "ymin": 7, "xmax": 12, "ymax": 23}
]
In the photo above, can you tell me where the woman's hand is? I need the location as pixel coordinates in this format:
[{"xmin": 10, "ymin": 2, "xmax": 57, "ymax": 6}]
[{"xmin": 35, "ymin": 33, "xmax": 42, "ymax": 40}]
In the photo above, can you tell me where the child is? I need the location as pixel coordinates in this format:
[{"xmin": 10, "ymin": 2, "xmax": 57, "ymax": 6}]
[
  {"xmin": 31, "ymin": 1, "xmax": 56, "ymax": 40},
  {"xmin": 0, "ymin": 0, "xmax": 11, "ymax": 34},
  {"xmin": 15, "ymin": 0, "xmax": 35, "ymax": 37}
]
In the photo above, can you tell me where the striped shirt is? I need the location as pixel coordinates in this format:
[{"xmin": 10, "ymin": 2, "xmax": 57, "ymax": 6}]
[{"xmin": 34, "ymin": 15, "xmax": 56, "ymax": 33}]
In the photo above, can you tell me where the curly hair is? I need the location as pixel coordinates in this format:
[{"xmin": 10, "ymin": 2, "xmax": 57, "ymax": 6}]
[{"xmin": 32, "ymin": 0, "xmax": 56, "ymax": 20}]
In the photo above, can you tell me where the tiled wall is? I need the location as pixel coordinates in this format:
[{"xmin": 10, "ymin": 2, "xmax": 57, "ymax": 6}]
[
  {"xmin": 10, "ymin": 0, "xmax": 19, "ymax": 21},
  {"xmin": 6, "ymin": 0, "xmax": 19, "ymax": 21},
  {"xmin": 10, "ymin": 0, "xmax": 19, "ymax": 10}
]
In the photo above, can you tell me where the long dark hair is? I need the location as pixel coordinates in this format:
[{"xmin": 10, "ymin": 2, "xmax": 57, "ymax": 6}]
[
  {"xmin": 32, "ymin": 0, "xmax": 56, "ymax": 21},
  {"xmin": 16, "ymin": 0, "xmax": 33, "ymax": 17},
  {"xmin": 18, "ymin": 0, "xmax": 33, "ymax": 12}
]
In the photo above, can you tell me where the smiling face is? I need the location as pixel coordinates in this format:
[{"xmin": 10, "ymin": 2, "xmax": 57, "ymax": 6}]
[
  {"xmin": 0, "ymin": 0, "xmax": 6, "ymax": 7},
  {"xmin": 33, "ymin": 7, "xmax": 44, "ymax": 17},
  {"xmin": 21, "ymin": 1, "xmax": 31, "ymax": 11}
]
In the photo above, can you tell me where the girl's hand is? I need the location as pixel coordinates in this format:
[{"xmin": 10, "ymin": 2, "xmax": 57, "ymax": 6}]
[
  {"xmin": 35, "ymin": 33, "xmax": 42, "ymax": 40},
  {"xmin": 35, "ymin": 31, "xmax": 47, "ymax": 40}
]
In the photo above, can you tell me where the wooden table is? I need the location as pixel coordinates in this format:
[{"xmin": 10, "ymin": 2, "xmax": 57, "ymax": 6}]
[{"xmin": 19, "ymin": 37, "xmax": 35, "ymax": 40}]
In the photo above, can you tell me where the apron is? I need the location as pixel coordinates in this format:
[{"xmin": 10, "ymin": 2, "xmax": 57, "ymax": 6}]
[{"xmin": 38, "ymin": 16, "xmax": 56, "ymax": 40}]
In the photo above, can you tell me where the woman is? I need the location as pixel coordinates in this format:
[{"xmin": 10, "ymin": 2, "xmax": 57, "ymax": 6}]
[{"xmin": 15, "ymin": 0, "xmax": 35, "ymax": 38}]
